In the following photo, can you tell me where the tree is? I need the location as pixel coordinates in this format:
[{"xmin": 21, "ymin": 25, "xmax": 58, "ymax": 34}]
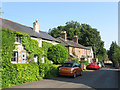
[
  {"xmin": 47, "ymin": 44, "xmax": 69, "ymax": 64},
  {"xmin": 48, "ymin": 20, "xmax": 107, "ymax": 61},
  {"xmin": 108, "ymin": 41, "xmax": 120, "ymax": 68},
  {"xmin": 113, "ymin": 46, "xmax": 120, "ymax": 68}
]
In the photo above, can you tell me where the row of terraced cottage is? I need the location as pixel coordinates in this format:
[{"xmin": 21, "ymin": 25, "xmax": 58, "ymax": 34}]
[{"xmin": 1, "ymin": 18, "xmax": 94, "ymax": 64}]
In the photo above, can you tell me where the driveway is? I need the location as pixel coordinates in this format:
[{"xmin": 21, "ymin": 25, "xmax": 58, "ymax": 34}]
[{"xmin": 11, "ymin": 65, "xmax": 119, "ymax": 88}]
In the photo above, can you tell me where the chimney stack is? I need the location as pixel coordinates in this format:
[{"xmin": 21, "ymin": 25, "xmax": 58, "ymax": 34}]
[
  {"xmin": 73, "ymin": 35, "xmax": 78, "ymax": 44},
  {"xmin": 60, "ymin": 31, "xmax": 67, "ymax": 41},
  {"xmin": 33, "ymin": 19, "xmax": 39, "ymax": 33}
]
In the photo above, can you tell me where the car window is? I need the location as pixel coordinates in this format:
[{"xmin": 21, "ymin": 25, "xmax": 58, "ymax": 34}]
[
  {"xmin": 62, "ymin": 63, "xmax": 73, "ymax": 67},
  {"xmin": 73, "ymin": 63, "xmax": 79, "ymax": 67}
]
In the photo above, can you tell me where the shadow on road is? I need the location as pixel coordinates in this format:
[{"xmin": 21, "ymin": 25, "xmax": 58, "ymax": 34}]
[{"xmin": 50, "ymin": 65, "xmax": 119, "ymax": 88}]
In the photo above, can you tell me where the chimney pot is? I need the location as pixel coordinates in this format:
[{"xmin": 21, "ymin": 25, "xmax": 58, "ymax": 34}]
[
  {"xmin": 33, "ymin": 19, "xmax": 39, "ymax": 33},
  {"xmin": 60, "ymin": 31, "xmax": 67, "ymax": 41},
  {"xmin": 73, "ymin": 35, "xmax": 78, "ymax": 44}
]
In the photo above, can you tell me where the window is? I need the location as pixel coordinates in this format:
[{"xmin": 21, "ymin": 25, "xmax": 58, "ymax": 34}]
[
  {"xmin": 34, "ymin": 55, "xmax": 38, "ymax": 63},
  {"xmin": 11, "ymin": 51, "xmax": 18, "ymax": 64},
  {"xmin": 21, "ymin": 51, "xmax": 27, "ymax": 63},
  {"xmin": 16, "ymin": 35, "xmax": 21, "ymax": 43}
]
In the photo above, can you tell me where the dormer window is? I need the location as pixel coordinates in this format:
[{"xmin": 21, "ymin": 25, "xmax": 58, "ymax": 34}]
[
  {"xmin": 16, "ymin": 35, "xmax": 21, "ymax": 43},
  {"xmin": 15, "ymin": 35, "xmax": 21, "ymax": 44}
]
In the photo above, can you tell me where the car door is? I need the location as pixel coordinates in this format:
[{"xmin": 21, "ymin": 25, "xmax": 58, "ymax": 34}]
[{"xmin": 73, "ymin": 63, "xmax": 80, "ymax": 75}]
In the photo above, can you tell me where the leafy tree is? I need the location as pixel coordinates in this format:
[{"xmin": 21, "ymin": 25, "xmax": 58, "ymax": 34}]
[
  {"xmin": 47, "ymin": 44, "xmax": 69, "ymax": 64},
  {"xmin": 108, "ymin": 41, "xmax": 120, "ymax": 68},
  {"xmin": 48, "ymin": 20, "xmax": 107, "ymax": 61}
]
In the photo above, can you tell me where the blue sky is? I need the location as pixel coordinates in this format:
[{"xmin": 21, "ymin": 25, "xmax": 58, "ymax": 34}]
[{"xmin": 2, "ymin": 2, "xmax": 118, "ymax": 50}]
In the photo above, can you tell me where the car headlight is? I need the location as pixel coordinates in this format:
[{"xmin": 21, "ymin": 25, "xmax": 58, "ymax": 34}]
[
  {"xmin": 71, "ymin": 68, "xmax": 74, "ymax": 71},
  {"xmin": 59, "ymin": 67, "xmax": 61, "ymax": 70}
]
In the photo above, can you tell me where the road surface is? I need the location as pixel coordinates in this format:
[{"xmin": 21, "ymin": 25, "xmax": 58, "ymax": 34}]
[{"xmin": 11, "ymin": 65, "xmax": 119, "ymax": 88}]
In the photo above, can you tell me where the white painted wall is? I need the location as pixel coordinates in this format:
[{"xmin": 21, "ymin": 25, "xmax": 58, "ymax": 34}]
[
  {"xmin": 42, "ymin": 39, "xmax": 59, "ymax": 45},
  {"xmin": 31, "ymin": 37, "xmax": 42, "ymax": 47}
]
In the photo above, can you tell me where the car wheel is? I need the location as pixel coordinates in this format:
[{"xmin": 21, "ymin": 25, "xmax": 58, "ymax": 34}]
[{"xmin": 73, "ymin": 72, "xmax": 76, "ymax": 78}]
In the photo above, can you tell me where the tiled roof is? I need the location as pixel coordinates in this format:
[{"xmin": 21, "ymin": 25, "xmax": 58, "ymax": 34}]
[
  {"xmin": 56, "ymin": 37, "xmax": 90, "ymax": 49},
  {"xmin": 0, "ymin": 18, "xmax": 60, "ymax": 42}
]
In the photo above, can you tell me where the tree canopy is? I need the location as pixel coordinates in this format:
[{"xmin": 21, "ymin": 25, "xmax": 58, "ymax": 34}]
[
  {"xmin": 48, "ymin": 20, "xmax": 107, "ymax": 61},
  {"xmin": 47, "ymin": 44, "xmax": 69, "ymax": 64},
  {"xmin": 107, "ymin": 41, "xmax": 120, "ymax": 68}
]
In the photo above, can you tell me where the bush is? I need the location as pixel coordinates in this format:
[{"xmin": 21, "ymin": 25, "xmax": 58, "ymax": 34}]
[
  {"xmin": 39, "ymin": 63, "xmax": 59, "ymax": 79},
  {"xmin": 71, "ymin": 58, "xmax": 80, "ymax": 64},
  {"xmin": 47, "ymin": 44, "xmax": 69, "ymax": 64},
  {"xmin": 1, "ymin": 29, "xmax": 43, "ymax": 88},
  {"xmin": 79, "ymin": 60, "xmax": 89, "ymax": 65}
]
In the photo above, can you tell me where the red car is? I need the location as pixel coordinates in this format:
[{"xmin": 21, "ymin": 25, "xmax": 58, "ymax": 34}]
[
  {"xmin": 87, "ymin": 63, "xmax": 99, "ymax": 70},
  {"xmin": 58, "ymin": 62, "xmax": 83, "ymax": 78}
]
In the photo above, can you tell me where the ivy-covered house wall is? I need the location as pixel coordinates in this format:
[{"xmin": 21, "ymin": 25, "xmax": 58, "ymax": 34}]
[{"xmin": 1, "ymin": 28, "xmax": 60, "ymax": 88}]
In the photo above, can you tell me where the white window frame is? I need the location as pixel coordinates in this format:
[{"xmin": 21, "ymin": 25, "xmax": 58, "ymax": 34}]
[{"xmin": 11, "ymin": 51, "xmax": 18, "ymax": 64}]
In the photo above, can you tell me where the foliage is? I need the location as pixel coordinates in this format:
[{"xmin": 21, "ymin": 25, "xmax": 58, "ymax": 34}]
[
  {"xmin": 1, "ymin": 28, "xmax": 64, "ymax": 88},
  {"xmin": 48, "ymin": 20, "xmax": 107, "ymax": 61},
  {"xmin": 1, "ymin": 29, "xmax": 44, "ymax": 88},
  {"xmin": 39, "ymin": 63, "xmax": 59, "ymax": 79},
  {"xmin": 79, "ymin": 60, "xmax": 89, "ymax": 65},
  {"xmin": 12, "ymin": 62, "xmax": 41, "ymax": 85},
  {"xmin": 108, "ymin": 41, "xmax": 120, "ymax": 68},
  {"xmin": 47, "ymin": 44, "xmax": 69, "ymax": 64},
  {"xmin": 71, "ymin": 58, "xmax": 80, "ymax": 64},
  {"xmin": 113, "ymin": 46, "xmax": 120, "ymax": 68},
  {"xmin": 21, "ymin": 35, "xmax": 44, "ymax": 63},
  {"xmin": 1, "ymin": 29, "xmax": 16, "ymax": 88},
  {"xmin": 42, "ymin": 41, "xmax": 53, "ymax": 63},
  {"xmin": 107, "ymin": 41, "xmax": 119, "ymax": 67}
]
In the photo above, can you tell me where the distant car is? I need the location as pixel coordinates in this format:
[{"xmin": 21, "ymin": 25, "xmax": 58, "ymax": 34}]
[
  {"xmin": 58, "ymin": 62, "xmax": 83, "ymax": 78},
  {"xmin": 101, "ymin": 62, "xmax": 105, "ymax": 67},
  {"xmin": 87, "ymin": 63, "xmax": 99, "ymax": 70},
  {"xmin": 97, "ymin": 62, "xmax": 102, "ymax": 68}
]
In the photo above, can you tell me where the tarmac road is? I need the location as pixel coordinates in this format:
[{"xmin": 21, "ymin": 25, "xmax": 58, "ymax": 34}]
[{"xmin": 11, "ymin": 65, "xmax": 119, "ymax": 89}]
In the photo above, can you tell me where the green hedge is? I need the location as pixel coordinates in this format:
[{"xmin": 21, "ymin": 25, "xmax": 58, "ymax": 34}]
[
  {"xmin": 39, "ymin": 63, "xmax": 59, "ymax": 79},
  {"xmin": 1, "ymin": 29, "xmax": 43, "ymax": 88},
  {"xmin": 47, "ymin": 44, "xmax": 69, "ymax": 64},
  {"xmin": 1, "ymin": 28, "xmax": 61, "ymax": 88},
  {"xmin": 79, "ymin": 60, "xmax": 89, "ymax": 65}
]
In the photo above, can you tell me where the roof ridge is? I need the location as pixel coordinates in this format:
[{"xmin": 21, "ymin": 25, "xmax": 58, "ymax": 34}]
[
  {"xmin": 0, "ymin": 17, "xmax": 46, "ymax": 33},
  {"xmin": 57, "ymin": 37, "xmax": 70, "ymax": 45},
  {"xmin": 0, "ymin": 17, "xmax": 32, "ymax": 28}
]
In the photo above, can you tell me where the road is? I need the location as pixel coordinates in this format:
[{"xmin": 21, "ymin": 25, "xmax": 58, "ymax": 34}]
[{"xmin": 11, "ymin": 65, "xmax": 119, "ymax": 88}]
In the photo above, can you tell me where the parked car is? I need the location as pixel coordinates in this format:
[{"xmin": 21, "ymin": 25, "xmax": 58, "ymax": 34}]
[
  {"xmin": 101, "ymin": 61, "xmax": 105, "ymax": 67},
  {"xmin": 97, "ymin": 62, "xmax": 102, "ymax": 68},
  {"xmin": 58, "ymin": 62, "xmax": 83, "ymax": 78},
  {"xmin": 87, "ymin": 62, "xmax": 99, "ymax": 70}
]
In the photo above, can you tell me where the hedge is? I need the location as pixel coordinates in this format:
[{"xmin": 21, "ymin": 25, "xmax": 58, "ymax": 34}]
[
  {"xmin": 47, "ymin": 44, "xmax": 69, "ymax": 64},
  {"xmin": 1, "ymin": 29, "xmax": 44, "ymax": 88},
  {"xmin": 1, "ymin": 28, "xmax": 61, "ymax": 88}
]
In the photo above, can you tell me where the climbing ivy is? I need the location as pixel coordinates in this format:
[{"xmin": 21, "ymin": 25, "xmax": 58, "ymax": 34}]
[{"xmin": 1, "ymin": 28, "xmax": 44, "ymax": 88}]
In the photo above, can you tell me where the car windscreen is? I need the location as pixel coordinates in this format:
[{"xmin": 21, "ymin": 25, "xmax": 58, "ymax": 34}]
[{"xmin": 62, "ymin": 63, "xmax": 73, "ymax": 67}]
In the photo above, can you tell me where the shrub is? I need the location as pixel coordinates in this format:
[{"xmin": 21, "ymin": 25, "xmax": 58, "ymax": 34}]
[
  {"xmin": 79, "ymin": 60, "xmax": 89, "ymax": 65},
  {"xmin": 71, "ymin": 58, "xmax": 80, "ymax": 64},
  {"xmin": 47, "ymin": 44, "xmax": 69, "ymax": 64},
  {"xmin": 1, "ymin": 29, "xmax": 43, "ymax": 88},
  {"xmin": 39, "ymin": 63, "xmax": 59, "ymax": 79}
]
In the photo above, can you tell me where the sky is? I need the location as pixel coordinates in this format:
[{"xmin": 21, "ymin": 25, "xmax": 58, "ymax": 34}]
[{"xmin": 1, "ymin": 2, "xmax": 118, "ymax": 50}]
